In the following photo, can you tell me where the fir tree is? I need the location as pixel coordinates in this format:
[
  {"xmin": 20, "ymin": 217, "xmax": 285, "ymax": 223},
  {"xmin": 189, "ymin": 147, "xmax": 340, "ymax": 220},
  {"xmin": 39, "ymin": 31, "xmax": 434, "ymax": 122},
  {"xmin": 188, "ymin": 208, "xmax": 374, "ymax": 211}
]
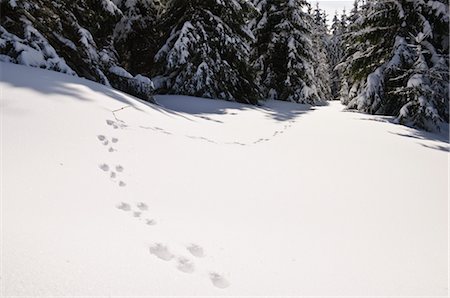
[
  {"xmin": 251, "ymin": 0, "xmax": 320, "ymax": 104},
  {"xmin": 113, "ymin": 0, "xmax": 160, "ymax": 76},
  {"xmin": 0, "ymin": 0, "xmax": 156, "ymax": 101},
  {"xmin": 153, "ymin": 0, "xmax": 260, "ymax": 104},
  {"xmin": 311, "ymin": 4, "xmax": 332, "ymax": 101},
  {"xmin": 328, "ymin": 10, "xmax": 347, "ymax": 100},
  {"xmin": 340, "ymin": 0, "xmax": 449, "ymax": 131}
]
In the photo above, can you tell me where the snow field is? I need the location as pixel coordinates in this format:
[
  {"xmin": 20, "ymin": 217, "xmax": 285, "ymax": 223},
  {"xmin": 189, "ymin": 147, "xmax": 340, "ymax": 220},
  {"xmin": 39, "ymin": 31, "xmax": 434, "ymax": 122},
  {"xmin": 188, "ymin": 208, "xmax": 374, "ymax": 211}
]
[{"xmin": 1, "ymin": 62, "xmax": 448, "ymax": 296}]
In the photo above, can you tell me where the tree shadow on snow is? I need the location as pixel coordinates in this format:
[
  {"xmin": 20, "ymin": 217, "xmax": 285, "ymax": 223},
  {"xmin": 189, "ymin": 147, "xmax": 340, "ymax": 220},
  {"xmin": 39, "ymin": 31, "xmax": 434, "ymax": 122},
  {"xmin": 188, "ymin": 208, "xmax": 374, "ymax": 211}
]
[
  {"xmin": 355, "ymin": 113, "xmax": 449, "ymax": 153},
  {"xmin": 389, "ymin": 131, "xmax": 449, "ymax": 153},
  {"xmin": 1, "ymin": 63, "xmax": 146, "ymax": 112},
  {"xmin": 2, "ymin": 63, "xmax": 314, "ymax": 124},
  {"xmin": 154, "ymin": 94, "xmax": 314, "ymax": 123}
]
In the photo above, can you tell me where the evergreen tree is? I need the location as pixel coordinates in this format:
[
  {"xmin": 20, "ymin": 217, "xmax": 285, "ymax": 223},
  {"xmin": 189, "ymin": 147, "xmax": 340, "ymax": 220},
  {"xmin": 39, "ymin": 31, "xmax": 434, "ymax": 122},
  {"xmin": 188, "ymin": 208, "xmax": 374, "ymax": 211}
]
[
  {"xmin": 340, "ymin": 0, "xmax": 449, "ymax": 131},
  {"xmin": 0, "ymin": 0, "xmax": 156, "ymax": 100},
  {"xmin": 113, "ymin": 0, "xmax": 160, "ymax": 76},
  {"xmin": 310, "ymin": 4, "xmax": 332, "ymax": 100},
  {"xmin": 328, "ymin": 10, "xmax": 347, "ymax": 99},
  {"xmin": 153, "ymin": 0, "xmax": 259, "ymax": 104},
  {"xmin": 251, "ymin": 0, "xmax": 320, "ymax": 104}
]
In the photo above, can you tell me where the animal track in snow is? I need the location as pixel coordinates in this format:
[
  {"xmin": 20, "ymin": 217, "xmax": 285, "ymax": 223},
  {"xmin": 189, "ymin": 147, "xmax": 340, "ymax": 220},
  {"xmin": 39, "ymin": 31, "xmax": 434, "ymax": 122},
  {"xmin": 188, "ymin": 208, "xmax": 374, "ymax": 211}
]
[
  {"xmin": 187, "ymin": 136, "xmax": 217, "ymax": 144},
  {"xmin": 119, "ymin": 181, "xmax": 127, "ymax": 187},
  {"xmin": 187, "ymin": 244, "xmax": 205, "ymax": 258},
  {"xmin": 226, "ymin": 141, "xmax": 246, "ymax": 146},
  {"xmin": 106, "ymin": 119, "xmax": 127, "ymax": 129},
  {"xmin": 140, "ymin": 126, "xmax": 172, "ymax": 135},
  {"xmin": 209, "ymin": 272, "xmax": 230, "ymax": 289},
  {"xmin": 149, "ymin": 243, "xmax": 174, "ymax": 261},
  {"xmin": 117, "ymin": 202, "xmax": 131, "ymax": 211},
  {"xmin": 110, "ymin": 171, "xmax": 117, "ymax": 179},
  {"xmin": 176, "ymin": 257, "xmax": 195, "ymax": 273},
  {"xmin": 97, "ymin": 135, "xmax": 118, "ymax": 152},
  {"xmin": 133, "ymin": 211, "xmax": 141, "ymax": 218},
  {"xmin": 99, "ymin": 164, "xmax": 110, "ymax": 171},
  {"xmin": 145, "ymin": 219, "xmax": 157, "ymax": 226},
  {"xmin": 116, "ymin": 165, "xmax": 124, "ymax": 173},
  {"xmin": 254, "ymin": 138, "xmax": 270, "ymax": 144},
  {"xmin": 106, "ymin": 119, "xmax": 119, "ymax": 129},
  {"xmin": 137, "ymin": 202, "xmax": 148, "ymax": 211}
]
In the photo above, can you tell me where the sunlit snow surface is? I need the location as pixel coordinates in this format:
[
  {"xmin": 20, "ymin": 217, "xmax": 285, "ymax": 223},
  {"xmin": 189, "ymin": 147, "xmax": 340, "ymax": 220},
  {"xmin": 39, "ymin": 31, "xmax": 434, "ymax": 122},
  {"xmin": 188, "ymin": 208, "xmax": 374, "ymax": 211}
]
[{"xmin": 1, "ymin": 62, "xmax": 448, "ymax": 296}]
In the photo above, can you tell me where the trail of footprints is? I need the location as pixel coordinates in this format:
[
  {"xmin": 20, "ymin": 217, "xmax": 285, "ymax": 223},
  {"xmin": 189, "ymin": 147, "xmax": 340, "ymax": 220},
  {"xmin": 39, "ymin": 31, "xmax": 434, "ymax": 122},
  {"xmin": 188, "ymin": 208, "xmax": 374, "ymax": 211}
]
[
  {"xmin": 117, "ymin": 202, "xmax": 157, "ymax": 226},
  {"xmin": 149, "ymin": 242, "xmax": 230, "ymax": 289},
  {"xmin": 98, "ymin": 119, "xmax": 230, "ymax": 289},
  {"xmin": 140, "ymin": 119, "xmax": 296, "ymax": 147},
  {"xmin": 116, "ymin": 200, "xmax": 229, "ymax": 289},
  {"xmin": 97, "ymin": 115, "xmax": 297, "ymax": 288},
  {"xmin": 97, "ymin": 124, "xmax": 127, "ymax": 187}
]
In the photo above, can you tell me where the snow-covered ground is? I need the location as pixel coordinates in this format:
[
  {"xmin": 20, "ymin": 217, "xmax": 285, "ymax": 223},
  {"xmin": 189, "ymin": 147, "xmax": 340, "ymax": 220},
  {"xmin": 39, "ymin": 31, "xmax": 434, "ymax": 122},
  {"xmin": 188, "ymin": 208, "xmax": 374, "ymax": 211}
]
[{"xmin": 1, "ymin": 62, "xmax": 448, "ymax": 296}]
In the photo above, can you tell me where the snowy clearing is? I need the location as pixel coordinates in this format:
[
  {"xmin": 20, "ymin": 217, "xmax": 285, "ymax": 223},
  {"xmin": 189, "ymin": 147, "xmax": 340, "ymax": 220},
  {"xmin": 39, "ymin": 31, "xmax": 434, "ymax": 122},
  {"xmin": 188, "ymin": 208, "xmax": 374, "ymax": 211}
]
[{"xmin": 1, "ymin": 62, "xmax": 448, "ymax": 296}]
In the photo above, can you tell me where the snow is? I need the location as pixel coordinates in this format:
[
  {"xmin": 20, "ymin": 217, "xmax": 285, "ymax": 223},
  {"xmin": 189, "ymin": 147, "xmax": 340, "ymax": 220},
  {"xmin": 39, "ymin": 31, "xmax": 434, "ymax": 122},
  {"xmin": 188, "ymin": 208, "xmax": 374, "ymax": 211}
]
[
  {"xmin": 8, "ymin": 0, "xmax": 17, "ymax": 8},
  {"xmin": 427, "ymin": 0, "xmax": 449, "ymax": 21},
  {"xmin": 101, "ymin": 0, "xmax": 122, "ymax": 15},
  {"xmin": 53, "ymin": 33, "xmax": 77, "ymax": 51},
  {"xmin": 78, "ymin": 26, "xmax": 99, "ymax": 61},
  {"xmin": 0, "ymin": 23, "xmax": 75, "ymax": 75},
  {"xmin": 1, "ymin": 62, "xmax": 448, "ymax": 296},
  {"xmin": 109, "ymin": 65, "xmax": 133, "ymax": 78},
  {"xmin": 407, "ymin": 73, "xmax": 424, "ymax": 88},
  {"xmin": 156, "ymin": 21, "xmax": 195, "ymax": 68}
]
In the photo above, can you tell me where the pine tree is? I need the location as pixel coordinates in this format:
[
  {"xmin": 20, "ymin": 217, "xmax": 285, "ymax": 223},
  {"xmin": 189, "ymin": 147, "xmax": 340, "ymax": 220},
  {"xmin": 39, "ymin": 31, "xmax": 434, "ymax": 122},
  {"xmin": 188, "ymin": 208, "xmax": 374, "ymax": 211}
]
[
  {"xmin": 153, "ymin": 0, "xmax": 260, "ymax": 104},
  {"xmin": 394, "ymin": 1, "xmax": 449, "ymax": 130},
  {"xmin": 310, "ymin": 4, "xmax": 332, "ymax": 101},
  {"xmin": 251, "ymin": 0, "xmax": 320, "ymax": 104},
  {"xmin": 113, "ymin": 0, "xmax": 160, "ymax": 76},
  {"xmin": 328, "ymin": 10, "xmax": 346, "ymax": 99},
  {"xmin": 340, "ymin": 0, "xmax": 449, "ymax": 131},
  {"xmin": 327, "ymin": 12, "xmax": 345, "ymax": 99},
  {"xmin": 0, "ymin": 0, "xmax": 156, "ymax": 101}
]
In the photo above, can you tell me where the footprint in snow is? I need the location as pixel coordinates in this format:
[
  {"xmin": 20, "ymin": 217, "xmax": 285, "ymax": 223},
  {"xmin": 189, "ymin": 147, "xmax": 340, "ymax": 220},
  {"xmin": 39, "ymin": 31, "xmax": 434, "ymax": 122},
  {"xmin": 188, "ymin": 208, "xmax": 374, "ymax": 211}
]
[
  {"xmin": 176, "ymin": 257, "xmax": 195, "ymax": 273},
  {"xmin": 106, "ymin": 119, "xmax": 126, "ymax": 129},
  {"xmin": 187, "ymin": 244, "xmax": 205, "ymax": 258},
  {"xmin": 119, "ymin": 181, "xmax": 127, "ymax": 187},
  {"xmin": 226, "ymin": 142, "xmax": 246, "ymax": 146},
  {"xmin": 97, "ymin": 135, "xmax": 106, "ymax": 141},
  {"xmin": 112, "ymin": 138, "xmax": 119, "ymax": 143},
  {"xmin": 209, "ymin": 272, "xmax": 230, "ymax": 289},
  {"xmin": 109, "ymin": 147, "xmax": 115, "ymax": 153},
  {"xmin": 99, "ymin": 164, "xmax": 109, "ymax": 171},
  {"xmin": 149, "ymin": 243, "xmax": 174, "ymax": 261},
  {"xmin": 116, "ymin": 165, "xmax": 124, "ymax": 173},
  {"xmin": 106, "ymin": 120, "xmax": 118, "ymax": 129},
  {"xmin": 145, "ymin": 219, "xmax": 157, "ymax": 226},
  {"xmin": 110, "ymin": 171, "xmax": 117, "ymax": 179},
  {"xmin": 133, "ymin": 211, "xmax": 141, "ymax": 218},
  {"xmin": 137, "ymin": 202, "xmax": 148, "ymax": 211},
  {"xmin": 117, "ymin": 202, "xmax": 131, "ymax": 211}
]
